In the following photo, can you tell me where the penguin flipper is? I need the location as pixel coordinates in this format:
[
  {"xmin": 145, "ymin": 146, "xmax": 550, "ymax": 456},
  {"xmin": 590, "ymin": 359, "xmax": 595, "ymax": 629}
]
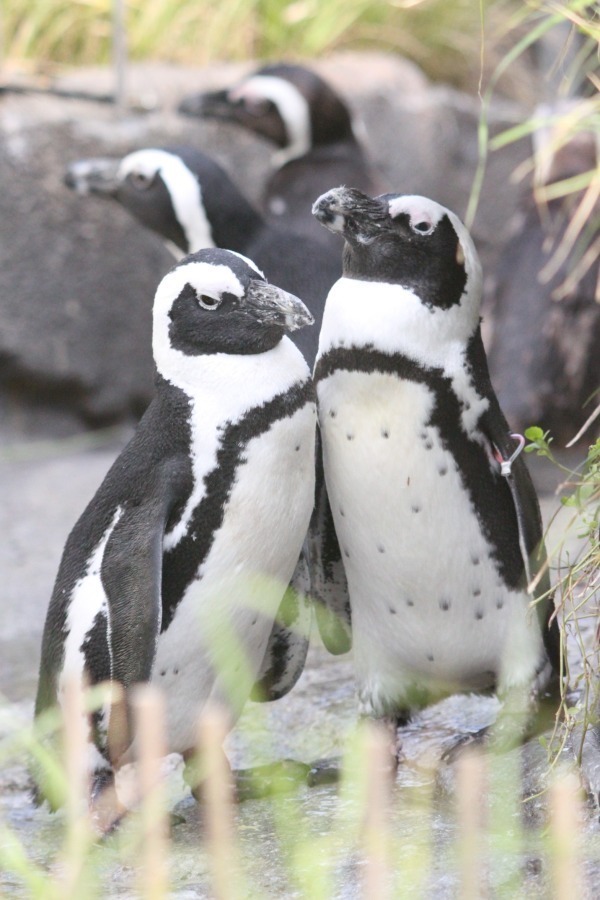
[
  {"xmin": 468, "ymin": 329, "xmax": 561, "ymax": 674},
  {"xmin": 250, "ymin": 551, "xmax": 313, "ymax": 702},
  {"xmin": 493, "ymin": 444, "xmax": 561, "ymax": 675},
  {"xmin": 102, "ymin": 498, "xmax": 167, "ymax": 687},
  {"xmin": 308, "ymin": 444, "xmax": 352, "ymax": 655},
  {"xmin": 100, "ymin": 492, "xmax": 169, "ymax": 758}
]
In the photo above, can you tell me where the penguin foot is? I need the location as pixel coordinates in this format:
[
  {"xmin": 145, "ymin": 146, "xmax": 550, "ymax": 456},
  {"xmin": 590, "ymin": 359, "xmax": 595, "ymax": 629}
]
[
  {"xmin": 441, "ymin": 716, "xmax": 534, "ymax": 763},
  {"xmin": 441, "ymin": 710, "xmax": 541, "ymax": 763},
  {"xmin": 90, "ymin": 770, "xmax": 128, "ymax": 835},
  {"xmin": 379, "ymin": 715, "xmax": 407, "ymax": 773}
]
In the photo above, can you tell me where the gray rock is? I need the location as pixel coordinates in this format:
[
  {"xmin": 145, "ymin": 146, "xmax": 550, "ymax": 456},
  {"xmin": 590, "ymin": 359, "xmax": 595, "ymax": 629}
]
[
  {"xmin": 487, "ymin": 123, "xmax": 600, "ymax": 443},
  {"xmin": 0, "ymin": 432, "xmax": 130, "ymax": 700},
  {"xmin": 0, "ymin": 54, "xmax": 531, "ymax": 439},
  {"xmin": 0, "ymin": 68, "xmax": 267, "ymax": 439}
]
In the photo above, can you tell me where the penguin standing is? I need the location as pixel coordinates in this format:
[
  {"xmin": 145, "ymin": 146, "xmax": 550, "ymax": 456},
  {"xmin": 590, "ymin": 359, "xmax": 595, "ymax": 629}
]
[
  {"xmin": 35, "ymin": 249, "xmax": 316, "ymax": 827},
  {"xmin": 178, "ymin": 63, "xmax": 380, "ymax": 249},
  {"xmin": 65, "ymin": 147, "xmax": 340, "ymax": 365},
  {"xmin": 311, "ymin": 187, "xmax": 560, "ymax": 752}
]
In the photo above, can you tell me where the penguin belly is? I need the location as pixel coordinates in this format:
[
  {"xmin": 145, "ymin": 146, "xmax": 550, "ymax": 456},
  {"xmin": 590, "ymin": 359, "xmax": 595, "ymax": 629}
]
[
  {"xmin": 153, "ymin": 403, "xmax": 316, "ymax": 752},
  {"xmin": 318, "ymin": 370, "xmax": 545, "ymax": 717}
]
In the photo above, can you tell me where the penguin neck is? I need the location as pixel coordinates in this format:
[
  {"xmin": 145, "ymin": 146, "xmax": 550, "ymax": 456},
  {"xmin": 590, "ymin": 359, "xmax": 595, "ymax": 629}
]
[
  {"xmin": 191, "ymin": 171, "xmax": 265, "ymax": 256},
  {"xmin": 317, "ymin": 277, "xmax": 481, "ymax": 373},
  {"xmin": 154, "ymin": 336, "xmax": 309, "ymax": 420},
  {"xmin": 209, "ymin": 196, "xmax": 264, "ymax": 255},
  {"xmin": 148, "ymin": 154, "xmax": 216, "ymax": 254}
]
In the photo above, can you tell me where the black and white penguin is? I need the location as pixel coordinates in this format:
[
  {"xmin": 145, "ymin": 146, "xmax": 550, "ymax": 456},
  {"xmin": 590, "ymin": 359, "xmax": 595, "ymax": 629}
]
[
  {"xmin": 34, "ymin": 248, "xmax": 317, "ymax": 826},
  {"xmin": 65, "ymin": 146, "xmax": 340, "ymax": 365},
  {"xmin": 178, "ymin": 63, "xmax": 379, "ymax": 248},
  {"xmin": 311, "ymin": 186, "xmax": 561, "ymax": 752}
]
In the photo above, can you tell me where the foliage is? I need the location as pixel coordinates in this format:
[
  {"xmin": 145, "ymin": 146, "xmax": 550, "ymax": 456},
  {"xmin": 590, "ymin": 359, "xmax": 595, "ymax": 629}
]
[
  {"xmin": 6, "ymin": 0, "xmax": 506, "ymax": 91},
  {"xmin": 525, "ymin": 423, "xmax": 600, "ymax": 760},
  {"xmin": 465, "ymin": 0, "xmax": 599, "ymax": 304},
  {"xmin": 1, "ymin": 684, "xmax": 599, "ymax": 898}
]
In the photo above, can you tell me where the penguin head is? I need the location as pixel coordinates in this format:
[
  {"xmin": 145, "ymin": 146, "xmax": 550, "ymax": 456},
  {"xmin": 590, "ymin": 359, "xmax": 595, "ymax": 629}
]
[
  {"xmin": 65, "ymin": 149, "xmax": 219, "ymax": 255},
  {"xmin": 153, "ymin": 248, "xmax": 313, "ymax": 373},
  {"xmin": 312, "ymin": 187, "xmax": 482, "ymax": 315},
  {"xmin": 179, "ymin": 63, "xmax": 354, "ymax": 165},
  {"xmin": 65, "ymin": 148, "xmax": 265, "ymax": 258}
]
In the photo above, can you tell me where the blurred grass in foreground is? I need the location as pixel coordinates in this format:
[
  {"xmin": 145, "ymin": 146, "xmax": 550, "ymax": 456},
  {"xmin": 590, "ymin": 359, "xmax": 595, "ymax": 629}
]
[{"xmin": 1, "ymin": 679, "xmax": 599, "ymax": 898}]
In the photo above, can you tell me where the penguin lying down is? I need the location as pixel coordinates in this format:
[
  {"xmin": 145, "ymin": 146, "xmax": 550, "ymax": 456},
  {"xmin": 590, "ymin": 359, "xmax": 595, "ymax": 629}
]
[
  {"xmin": 34, "ymin": 248, "xmax": 317, "ymax": 831},
  {"xmin": 310, "ymin": 187, "xmax": 562, "ymax": 761}
]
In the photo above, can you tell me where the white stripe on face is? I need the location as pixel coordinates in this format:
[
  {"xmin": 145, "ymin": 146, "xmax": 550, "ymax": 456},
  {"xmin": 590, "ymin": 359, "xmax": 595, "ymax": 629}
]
[
  {"xmin": 387, "ymin": 195, "xmax": 482, "ymax": 300},
  {"xmin": 118, "ymin": 149, "xmax": 216, "ymax": 252},
  {"xmin": 232, "ymin": 75, "xmax": 312, "ymax": 164},
  {"xmin": 152, "ymin": 261, "xmax": 245, "ymax": 386}
]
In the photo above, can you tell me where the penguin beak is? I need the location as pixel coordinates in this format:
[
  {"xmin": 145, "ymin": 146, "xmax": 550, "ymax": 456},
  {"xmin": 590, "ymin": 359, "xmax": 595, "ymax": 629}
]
[
  {"xmin": 64, "ymin": 158, "xmax": 121, "ymax": 196},
  {"xmin": 245, "ymin": 282, "xmax": 314, "ymax": 333},
  {"xmin": 312, "ymin": 187, "xmax": 389, "ymax": 241},
  {"xmin": 178, "ymin": 88, "xmax": 232, "ymax": 120}
]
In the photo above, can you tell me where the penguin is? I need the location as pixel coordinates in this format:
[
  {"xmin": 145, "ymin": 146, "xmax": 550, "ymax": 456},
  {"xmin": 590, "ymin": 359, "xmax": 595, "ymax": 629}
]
[
  {"xmin": 65, "ymin": 146, "xmax": 340, "ymax": 365},
  {"xmin": 310, "ymin": 186, "xmax": 561, "ymax": 755},
  {"xmin": 34, "ymin": 248, "xmax": 317, "ymax": 828},
  {"xmin": 178, "ymin": 63, "xmax": 380, "ymax": 248}
]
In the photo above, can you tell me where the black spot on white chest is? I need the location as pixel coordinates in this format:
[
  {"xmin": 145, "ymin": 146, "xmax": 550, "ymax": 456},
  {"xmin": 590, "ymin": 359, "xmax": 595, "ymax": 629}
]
[
  {"xmin": 318, "ymin": 371, "xmax": 539, "ymax": 686},
  {"xmin": 161, "ymin": 381, "xmax": 315, "ymax": 631}
]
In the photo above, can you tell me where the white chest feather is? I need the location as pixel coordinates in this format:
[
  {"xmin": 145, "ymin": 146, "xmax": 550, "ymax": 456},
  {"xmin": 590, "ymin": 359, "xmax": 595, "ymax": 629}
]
[
  {"xmin": 155, "ymin": 381, "xmax": 316, "ymax": 751},
  {"xmin": 163, "ymin": 337, "xmax": 311, "ymax": 549},
  {"xmin": 317, "ymin": 370, "xmax": 544, "ymax": 714}
]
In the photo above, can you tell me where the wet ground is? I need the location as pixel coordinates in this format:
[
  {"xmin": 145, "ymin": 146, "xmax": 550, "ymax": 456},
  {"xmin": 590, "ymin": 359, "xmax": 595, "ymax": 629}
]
[{"xmin": 1, "ymin": 436, "xmax": 599, "ymax": 896}]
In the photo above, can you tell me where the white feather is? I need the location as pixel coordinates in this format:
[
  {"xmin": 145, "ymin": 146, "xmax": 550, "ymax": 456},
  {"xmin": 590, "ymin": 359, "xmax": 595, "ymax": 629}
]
[
  {"xmin": 153, "ymin": 400, "xmax": 316, "ymax": 751},
  {"xmin": 118, "ymin": 149, "xmax": 215, "ymax": 252},
  {"xmin": 315, "ymin": 204, "xmax": 544, "ymax": 714},
  {"xmin": 153, "ymin": 261, "xmax": 311, "ymax": 549},
  {"xmin": 59, "ymin": 507, "xmax": 123, "ymax": 690},
  {"xmin": 231, "ymin": 75, "xmax": 312, "ymax": 167},
  {"xmin": 318, "ymin": 370, "xmax": 543, "ymax": 715},
  {"xmin": 317, "ymin": 277, "xmax": 488, "ymax": 437}
]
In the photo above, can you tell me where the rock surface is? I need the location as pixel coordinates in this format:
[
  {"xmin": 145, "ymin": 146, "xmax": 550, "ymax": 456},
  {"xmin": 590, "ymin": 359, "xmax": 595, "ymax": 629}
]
[{"xmin": 0, "ymin": 54, "xmax": 532, "ymax": 439}]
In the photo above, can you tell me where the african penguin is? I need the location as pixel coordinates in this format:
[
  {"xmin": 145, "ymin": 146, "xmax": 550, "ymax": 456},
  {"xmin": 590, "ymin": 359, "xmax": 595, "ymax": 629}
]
[
  {"xmin": 34, "ymin": 248, "xmax": 317, "ymax": 827},
  {"xmin": 178, "ymin": 63, "xmax": 380, "ymax": 248},
  {"xmin": 311, "ymin": 186, "xmax": 561, "ymax": 753},
  {"xmin": 65, "ymin": 146, "xmax": 340, "ymax": 365}
]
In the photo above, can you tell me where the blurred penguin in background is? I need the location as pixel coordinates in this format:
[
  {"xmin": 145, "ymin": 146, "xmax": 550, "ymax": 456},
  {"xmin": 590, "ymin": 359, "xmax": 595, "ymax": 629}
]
[{"xmin": 178, "ymin": 62, "xmax": 380, "ymax": 249}]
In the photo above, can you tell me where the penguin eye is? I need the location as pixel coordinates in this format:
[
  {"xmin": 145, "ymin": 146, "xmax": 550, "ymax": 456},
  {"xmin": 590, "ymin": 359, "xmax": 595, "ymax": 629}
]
[
  {"xmin": 129, "ymin": 170, "xmax": 153, "ymax": 190},
  {"xmin": 242, "ymin": 97, "xmax": 274, "ymax": 117},
  {"xmin": 197, "ymin": 293, "xmax": 222, "ymax": 311},
  {"xmin": 411, "ymin": 220, "xmax": 434, "ymax": 235}
]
